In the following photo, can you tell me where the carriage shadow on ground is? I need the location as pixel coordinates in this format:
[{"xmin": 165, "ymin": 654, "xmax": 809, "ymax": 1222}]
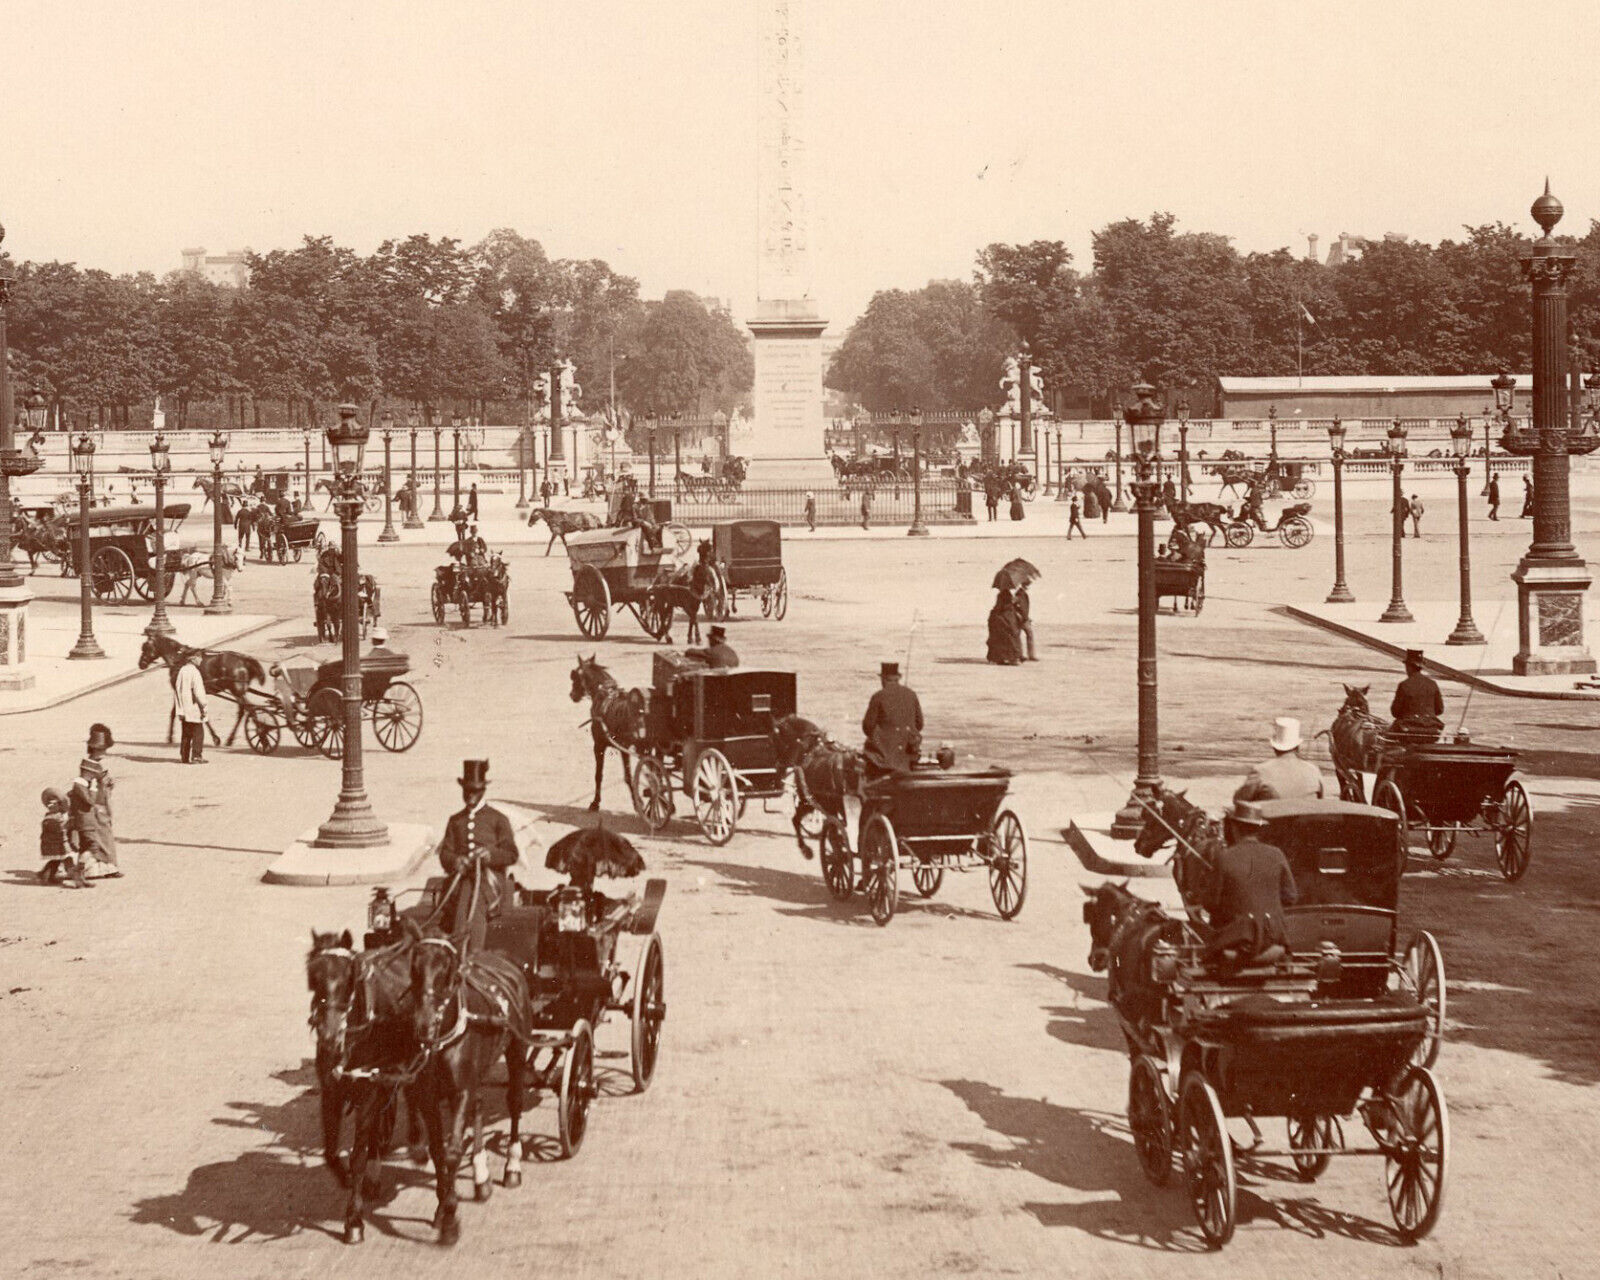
[
  {"xmin": 1013, "ymin": 962, "xmax": 1127, "ymax": 1055},
  {"xmin": 683, "ymin": 856, "xmax": 1004, "ymax": 926}
]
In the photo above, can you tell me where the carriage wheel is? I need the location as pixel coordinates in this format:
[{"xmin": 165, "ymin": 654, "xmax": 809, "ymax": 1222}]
[
  {"xmin": 572, "ymin": 568, "xmax": 611, "ymax": 639},
  {"xmin": 639, "ymin": 594, "xmax": 673, "ymax": 641},
  {"xmin": 371, "ymin": 681, "xmax": 423, "ymax": 752},
  {"xmin": 558, "ymin": 1020, "xmax": 595, "ymax": 1158},
  {"xmin": 630, "ymin": 755, "xmax": 674, "ymax": 833},
  {"xmin": 1382, "ymin": 1066, "xmax": 1448, "ymax": 1243},
  {"xmin": 313, "ymin": 531, "xmax": 328, "ymax": 552},
  {"xmin": 988, "ymin": 809, "xmax": 1028, "ymax": 920},
  {"xmin": 820, "ymin": 822, "xmax": 853, "ymax": 900},
  {"xmin": 275, "ymin": 532, "xmax": 290, "ymax": 563},
  {"xmin": 1403, "ymin": 930, "xmax": 1446, "ymax": 1070},
  {"xmin": 1279, "ymin": 516, "xmax": 1314, "ymax": 549},
  {"xmin": 760, "ymin": 583, "xmax": 773, "ymax": 618},
  {"xmin": 1179, "ymin": 1073, "xmax": 1236, "ymax": 1249},
  {"xmin": 309, "ymin": 688, "xmax": 345, "ymax": 760},
  {"xmin": 773, "ymin": 567, "xmax": 788, "ymax": 620},
  {"xmin": 1287, "ymin": 1113, "xmax": 1339, "ymax": 1182},
  {"xmin": 1427, "ymin": 826, "xmax": 1458, "ymax": 860},
  {"xmin": 1020, "ymin": 475, "xmax": 1038, "ymax": 501},
  {"xmin": 90, "ymin": 546, "xmax": 134, "ymax": 603},
  {"xmin": 1493, "ymin": 779, "xmax": 1532, "ymax": 882},
  {"xmin": 861, "ymin": 814, "xmax": 899, "ymax": 927},
  {"xmin": 1129, "ymin": 1057, "xmax": 1174, "ymax": 1186},
  {"xmin": 1293, "ymin": 478, "xmax": 1316, "ymax": 500},
  {"xmin": 690, "ymin": 749, "xmax": 738, "ymax": 846},
  {"xmin": 290, "ymin": 710, "xmax": 323, "ymax": 749},
  {"xmin": 456, "ymin": 587, "xmax": 472, "ymax": 628},
  {"xmin": 630, "ymin": 935, "xmax": 665, "ymax": 1093},
  {"xmin": 1372, "ymin": 778, "xmax": 1411, "ymax": 873},
  {"xmin": 431, "ymin": 582, "xmax": 447, "ymax": 625},
  {"xmin": 1189, "ymin": 575, "xmax": 1205, "ymax": 615},
  {"xmin": 1223, "ymin": 521, "xmax": 1254, "ymax": 549},
  {"xmin": 243, "ymin": 707, "xmax": 282, "ymax": 755},
  {"xmin": 912, "ymin": 860, "xmax": 943, "ymax": 898},
  {"xmin": 292, "ymin": 544, "xmax": 303, "ymax": 563}
]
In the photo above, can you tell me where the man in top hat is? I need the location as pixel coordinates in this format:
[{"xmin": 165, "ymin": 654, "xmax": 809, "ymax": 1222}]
[
  {"xmin": 436, "ymin": 759, "xmax": 519, "ymax": 951},
  {"xmin": 862, "ymin": 662, "xmax": 923, "ymax": 777},
  {"xmin": 1390, "ymin": 649, "xmax": 1444, "ymax": 742},
  {"xmin": 1234, "ymin": 717, "xmax": 1324, "ymax": 805},
  {"xmin": 1204, "ymin": 800, "xmax": 1298, "ymax": 973},
  {"xmin": 688, "ymin": 625, "xmax": 739, "ymax": 669}
]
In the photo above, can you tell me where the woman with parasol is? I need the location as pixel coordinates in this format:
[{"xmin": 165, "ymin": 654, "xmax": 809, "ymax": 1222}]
[
  {"xmin": 545, "ymin": 822, "xmax": 647, "ymax": 932},
  {"xmin": 987, "ymin": 560, "xmax": 1038, "ymax": 665}
]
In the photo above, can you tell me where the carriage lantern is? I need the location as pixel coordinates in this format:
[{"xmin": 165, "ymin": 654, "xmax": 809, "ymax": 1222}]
[
  {"xmin": 327, "ymin": 405, "xmax": 369, "ymax": 483},
  {"xmin": 367, "ymin": 886, "xmax": 393, "ymax": 934},
  {"xmin": 25, "ymin": 388, "xmax": 47, "ymax": 434}
]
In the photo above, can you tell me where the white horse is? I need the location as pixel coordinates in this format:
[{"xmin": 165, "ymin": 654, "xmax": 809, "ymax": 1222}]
[{"xmin": 177, "ymin": 546, "xmax": 244, "ymax": 606}]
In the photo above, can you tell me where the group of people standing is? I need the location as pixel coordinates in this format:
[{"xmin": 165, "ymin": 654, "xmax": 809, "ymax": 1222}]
[{"xmin": 39, "ymin": 723, "xmax": 120, "ymax": 887}]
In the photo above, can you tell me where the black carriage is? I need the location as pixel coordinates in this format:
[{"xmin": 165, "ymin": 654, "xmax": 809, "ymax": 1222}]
[
  {"xmin": 814, "ymin": 764, "xmax": 1027, "ymax": 925},
  {"xmin": 1368, "ymin": 738, "xmax": 1532, "ymax": 881},
  {"xmin": 629, "ymin": 662, "xmax": 796, "ymax": 845},
  {"xmin": 563, "ymin": 522, "xmax": 695, "ymax": 640},
  {"xmin": 261, "ymin": 515, "xmax": 324, "ymax": 564},
  {"xmin": 433, "ymin": 557, "xmax": 509, "ymax": 628},
  {"xmin": 703, "ymin": 519, "xmax": 788, "ymax": 621},
  {"xmin": 243, "ymin": 649, "xmax": 422, "ymax": 758},
  {"xmin": 71, "ymin": 503, "xmax": 192, "ymax": 603},
  {"xmin": 1221, "ymin": 501, "xmax": 1314, "ymax": 549},
  {"xmin": 1126, "ymin": 799, "xmax": 1447, "ymax": 1248},
  {"xmin": 1153, "ymin": 558, "xmax": 1204, "ymax": 614}
]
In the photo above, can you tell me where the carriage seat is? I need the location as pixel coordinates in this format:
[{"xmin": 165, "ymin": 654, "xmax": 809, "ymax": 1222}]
[{"xmin": 484, "ymin": 906, "xmax": 547, "ymax": 977}]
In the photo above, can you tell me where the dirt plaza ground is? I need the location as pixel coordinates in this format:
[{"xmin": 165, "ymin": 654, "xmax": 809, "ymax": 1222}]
[{"xmin": 1, "ymin": 479, "xmax": 1598, "ymax": 1279}]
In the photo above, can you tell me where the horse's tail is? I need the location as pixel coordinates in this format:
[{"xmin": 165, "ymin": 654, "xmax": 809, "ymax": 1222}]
[{"xmin": 243, "ymin": 655, "xmax": 269, "ymax": 687}]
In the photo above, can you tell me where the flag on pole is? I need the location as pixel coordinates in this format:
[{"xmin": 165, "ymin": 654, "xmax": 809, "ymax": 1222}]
[{"xmin": 1300, "ymin": 303, "xmax": 1317, "ymax": 326}]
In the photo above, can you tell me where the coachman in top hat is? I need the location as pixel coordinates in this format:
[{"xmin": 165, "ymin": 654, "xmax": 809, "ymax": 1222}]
[{"xmin": 437, "ymin": 759, "xmax": 519, "ymax": 950}]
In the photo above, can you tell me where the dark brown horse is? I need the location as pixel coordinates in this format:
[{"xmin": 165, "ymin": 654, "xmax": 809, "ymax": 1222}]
[
  {"xmin": 1131, "ymin": 784, "xmax": 1223, "ymax": 905},
  {"xmin": 1081, "ymin": 881, "xmax": 1187, "ymax": 1055},
  {"xmin": 1326, "ymin": 684, "xmax": 1383, "ymax": 803},
  {"xmin": 14, "ymin": 514, "xmax": 71, "ymax": 574},
  {"xmin": 138, "ymin": 633, "xmax": 268, "ymax": 746},
  {"xmin": 1163, "ymin": 496, "xmax": 1230, "ymax": 545},
  {"xmin": 771, "ymin": 714, "xmax": 864, "ymax": 860},
  {"xmin": 569, "ymin": 655, "xmax": 649, "ymax": 810}
]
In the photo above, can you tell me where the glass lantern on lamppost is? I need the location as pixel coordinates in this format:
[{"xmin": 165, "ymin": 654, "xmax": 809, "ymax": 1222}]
[
  {"xmin": 144, "ymin": 431, "xmax": 175, "ymax": 637},
  {"xmin": 1380, "ymin": 418, "xmax": 1415, "ymax": 623},
  {"xmin": 1325, "ymin": 417, "xmax": 1354, "ymax": 603},
  {"xmin": 66, "ymin": 433, "xmax": 105, "ymax": 659},
  {"xmin": 378, "ymin": 411, "xmax": 399, "ymax": 543},
  {"xmin": 1446, "ymin": 414, "xmax": 1485, "ymax": 645},
  {"xmin": 312, "ymin": 405, "xmax": 388, "ymax": 850},
  {"xmin": 203, "ymin": 430, "xmax": 232, "ymax": 614}
]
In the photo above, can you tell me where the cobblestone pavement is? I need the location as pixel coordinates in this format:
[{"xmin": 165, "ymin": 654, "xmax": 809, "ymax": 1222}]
[{"xmin": 0, "ymin": 485, "xmax": 1596, "ymax": 1279}]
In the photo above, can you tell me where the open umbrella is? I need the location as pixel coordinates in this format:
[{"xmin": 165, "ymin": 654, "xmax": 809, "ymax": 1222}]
[
  {"xmin": 545, "ymin": 822, "xmax": 646, "ymax": 885},
  {"xmin": 993, "ymin": 558, "xmax": 1042, "ymax": 590}
]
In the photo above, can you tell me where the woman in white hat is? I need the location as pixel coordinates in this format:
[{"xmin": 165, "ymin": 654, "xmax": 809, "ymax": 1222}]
[{"xmin": 1233, "ymin": 716, "xmax": 1324, "ymax": 804}]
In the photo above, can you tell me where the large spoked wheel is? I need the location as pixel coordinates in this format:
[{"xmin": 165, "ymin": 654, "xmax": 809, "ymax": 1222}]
[
  {"xmin": 690, "ymin": 749, "xmax": 738, "ymax": 846},
  {"xmin": 1373, "ymin": 777, "xmax": 1410, "ymax": 874},
  {"xmin": 309, "ymin": 688, "xmax": 345, "ymax": 760},
  {"xmin": 1493, "ymin": 778, "xmax": 1532, "ymax": 882},
  {"xmin": 1279, "ymin": 515, "xmax": 1314, "ymax": 548},
  {"xmin": 1382, "ymin": 1066, "xmax": 1449, "ymax": 1243},
  {"xmin": 455, "ymin": 586, "xmax": 472, "ymax": 628},
  {"xmin": 1402, "ymin": 930, "xmax": 1446, "ymax": 1070},
  {"xmin": 630, "ymin": 935, "xmax": 665, "ymax": 1094},
  {"xmin": 558, "ymin": 1020, "xmax": 595, "ymax": 1159},
  {"xmin": 1287, "ymin": 1113, "xmax": 1339, "ymax": 1182},
  {"xmin": 639, "ymin": 593, "xmax": 673, "ymax": 641},
  {"xmin": 1223, "ymin": 521, "xmax": 1254, "ymax": 549},
  {"xmin": 572, "ymin": 568, "xmax": 611, "ymax": 639},
  {"xmin": 290, "ymin": 711, "xmax": 323, "ymax": 750},
  {"xmin": 630, "ymin": 755, "xmax": 674, "ymax": 833},
  {"xmin": 1293, "ymin": 478, "xmax": 1316, "ymax": 500},
  {"xmin": 1129, "ymin": 1057, "xmax": 1174, "ymax": 1187},
  {"xmin": 773, "ymin": 567, "xmax": 788, "ymax": 620},
  {"xmin": 90, "ymin": 546, "xmax": 134, "ymax": 603},
  {"xmin": 313, "ymin": 530, "xmax": 328, "ymax": 552},
  {"xmin": 912, "ymin": 860, "xmax": 943, "ymax": 898},
  {"xmin": 291, "ymin": 544, "xmax": 304, "ymax": 563},
  {"xmin": 370, "ymin": 681, "xmax": 423, "ymax": 752},
  {"xmin": 1179, "ymin": 1073, "xmax": 1236, "ymax": 1250},
  {"xmin": 431, "ymin": 581, "xmax": 447, "ymax": 625},
  {"xmin": 760, "ymin": 582, "xmax": 773, "ymax": 618},
  {"xmin": 988, "ymin": 809, "xmax": 1028, "ymax": 920},
  {"xmin": 861, "ymin": 814, "xmax": 899, "ymax": 927},
  {"xmin": 1427, "ymin": 826, "xmax": 1458, "ymax": 860},
  {"xmin": 243, "ymin": 707, "xmax": 282, "ymax": 755},
  {"xmin": 820, "ymin": 823, "xmax": 853, "ymax": 900}
]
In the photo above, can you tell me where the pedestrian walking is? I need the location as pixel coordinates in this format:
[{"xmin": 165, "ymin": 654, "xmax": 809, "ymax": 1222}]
[
  {"xmin": 860, "ymin": 486, "xmax": 872, "ymax": 531},
  {"xmin": 1099, "ymin": 478, "xmax": 1112, "ymax": 523},
  {"xmin": 1408, "ymin": 493, "xmax": 1424, "ymax": 538},
  {"xmin": 1521, "ymin": 472, "xmax": 1534, "ymax": 518},
  {"xmin": 984, "ymin": 480, "xmax": 1000, "ymax": 522},
  {"xmin": 1068, "ymin": 493, "xmax": 1087, "ymax": 539},
  {"xmin": 41, "ymin": 788, "xmax": 90, "ymax": 888},
  {"xmin": 1008, "ymin": 483, "xmax": 1025, "ymax": 522},
  {"xmin": 804, "ymin": 491, "xmax": 817, "ymax": 532},
  {"xmin": 174, "ymin": 651, "xmax": 208, "ymax": 764},
  {"xmin": 1016, "ymin": 582, "xmax": 1038, "ymax": 661},
  {"xmin": 467, "ymin": 483, "xmax": 479, "ymax": 518},
  {"xmin": 986, "ymin": 588, "xmax": 1024, "ymax": 665},
  {"xmin": 72, "ymin": 723, "xmax": 120, "ymax": 876},
  {"xmin": 1487, "ymin": 473, "xmax": 1500, "ymax": 520}
]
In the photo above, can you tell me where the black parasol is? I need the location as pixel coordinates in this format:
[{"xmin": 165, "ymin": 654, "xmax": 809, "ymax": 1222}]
[
  {"xmin": 992, "ymin": 558, "xmax": 1042, "ymax": 590},
  {"xmin": 545, "ymin": 822, "xmax": 646, "ymax": 884}
]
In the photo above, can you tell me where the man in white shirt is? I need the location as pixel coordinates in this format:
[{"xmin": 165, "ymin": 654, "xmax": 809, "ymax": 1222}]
[{"xmin": 174, "ymin": 649, "xmax": 209, "ymax": 764}]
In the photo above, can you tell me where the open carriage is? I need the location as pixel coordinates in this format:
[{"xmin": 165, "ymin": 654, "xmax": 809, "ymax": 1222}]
[
  {"xmin": 1369, "ymin": 738, "xmax": 1532, "ymax": 881},
  {"xmin": 703, "ymin": 519, "xmax": 788, "ymax": 622},
  {"xmin": 1153, "ymin": 557, "xmax": 1205, "ymax": 614},
  {"xmin": 69, "ymin": 503, "xmax": 193, "ymax": 603},
  {"xmin": 1114, "ymin": 799, "xmax": 1447, "ymax": 1248},
  {"xmin": 433, "ymin": 556, "xmax": 510, "ymax": 628},
  {"xmin": 259, "ymin": 514, "xmax": 324, "ymax": 564},
  {"xmin": 563, "ymin": 522, "xmax": 695, "ymax": 640},
  {"xmin": 243, "ymin": 650, "xmax": 422, "ymax": 758}
]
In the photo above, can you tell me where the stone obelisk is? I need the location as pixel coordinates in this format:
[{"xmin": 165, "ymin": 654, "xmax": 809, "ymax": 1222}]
[{"xmin": 747, "ymin": 0, "xmax": 827, "ymax": 463}]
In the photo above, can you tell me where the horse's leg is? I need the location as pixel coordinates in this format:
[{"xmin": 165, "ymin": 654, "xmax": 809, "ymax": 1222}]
[
  {"xmin": 502, "ymin": 1042, "xmax": 525, "ymax": 1188},
  {"xmin": 545, "ymin": 529, "xmax": 557, "ymax": 556},
  {"xmin": 319, "ymin": 1054, "xmax": 348, "ymax": 1186},
  {"xmin": 225, "ymin": 694, "xmax": 247, "ymax": 746},
  {"xmin": 470, "ymin": 1085, "xmax": 492, "ymax": 1202},
  {"xmin": 342, "ymin": 1086, "xmax": 379, "ymax": 1244},
  {"xmin": 436, "ymin": 1080, "xmax": 469, "ymax": 1245},
  {"xmin": 405, "ymin": 1084, "xmax": 429, "ymax": 1165},
  {"xmin": 792, "ymin": 796, "xmax": 814, "ymax": 860},
  {"xmin": 590, "ymin": 723, "xmax": 605, "ymax": 811}
]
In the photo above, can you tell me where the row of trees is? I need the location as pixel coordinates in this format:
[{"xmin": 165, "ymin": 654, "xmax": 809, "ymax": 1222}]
[
  {"xmin": 828, "ymin": 216, "xmax": 1600, "ymax": 414},
  {"xmin": 3, "ymin": 231, "xmax": 753, "ymax": 432}
]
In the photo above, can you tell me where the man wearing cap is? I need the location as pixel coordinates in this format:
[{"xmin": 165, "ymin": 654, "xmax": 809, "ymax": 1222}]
[
  {"xmin": 1234, "ymin": 718, "xmax": 1324, "ymax": 804},
  {"xmin": 862, "ymin": 662, "xmax": 923, "ymax": 777},
  {"xmin": 1204, "ymin": 801, "xmax": 1298, "ymax": 972},
  {"xmin": 1390, "ymin": 649, "xmax": 1444, "ymax": 742},
  {"xmin": 174, "ymin": 650, "xmax": 208, "ymax": 764},
  {"xmin": 437, "ymin": 759, "xmax": 519, "ymax": 951},
  {"xmin": 688, "ymin": 625, "xmax": 739, "ymax": 669}
]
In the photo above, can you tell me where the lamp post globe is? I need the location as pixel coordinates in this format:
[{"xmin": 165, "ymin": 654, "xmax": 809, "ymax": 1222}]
[
  {"xmin": 1379, "ymin": 418, "xmax": 1415, "ymax": 623},
  {"xmin": 144, "ymin": 431, "xmax": 175, "ymax": 638},
  {"xmin": 1325, "ymin": 417, "xmax": 1354, "ymax": 603},
  {"xmin": 67, "ymin": 433, "xmax": 105, "ymax": 659}
]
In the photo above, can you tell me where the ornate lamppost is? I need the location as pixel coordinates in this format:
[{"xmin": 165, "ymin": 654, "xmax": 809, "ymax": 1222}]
[
  {"xmin": 405, "ymin": 409, "xmax": 424, "ymax": 529},
  {"xmin": 1110, "ymin": 381, "xmax": 1165, "ymax": 839},
  {"xmin": 0, "ymin": 227, "xmax": 43, "ymax": 690},
  {"xmin": 145, "ymin": 431, "xmax": 175, "ymax": 638},
  {"xmin": 378, "ymin": 411, "xmax": 399, "ymax": 543},
  {"xmin": 1325, "ymin": 417, "xmax": 1354, "ymax": 604},
  {"xmin": 908, "ymin": 407, "xmax": 928, "ymax": 537},
  {"xmin": 300, "ymin": 421, "xmax": 314, "ymax": 511},
  {"xmin": 1055, "ymin": 424, "xmax": 1066, "ymax": 500},
  {"xmin": 67, "ymin": 433, "xmax": 105, "ymax": 659},
  {"xmin": 451, "ymin": 412, "xmax": 462, "ymax": 512},
  {"xmin": 671, "ymin": 412, "xmax": 683, "ymax": 488},
  {"xmin": 516, "ymin": 405, "xmax": 531, "ymax": 510},
  {"xmin": 312, "ymin": 405, "xmax": 388, "ymax": 849},
  {"xmin": 1176, "ymin": 398, "xmax": 1191, "ymax": 502},
  {"xmin": 204, "ymin": 430, "xmax": 231, "ymax": 615},
  {"xmin": 646, "ymin": 411, "xmax": 659, "ymax": 499},
  {"xmin": 1267, "ymin": 404, "xmax": 1278, "ymax": 465},
  {"xmin": 428, "ymin": 413, "xmax": 445, "ymax": 521},
  {"xmin": 1446, "ymin": 414, "xmax": 1485, "ymax": 644},
  {"xmin": 1111, "ymin": 404, "xmax": 1129, "ymax": 512},
  {"xmin": 1379, "ymin": 419, "xmax": 1414, "ymax": 623}
]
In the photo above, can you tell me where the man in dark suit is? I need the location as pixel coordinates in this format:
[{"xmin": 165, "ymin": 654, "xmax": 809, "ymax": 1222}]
[
  {"xmin": 1390, "ymin": 649, "xmax": 1444, "ymax": 742},
  {"xmin": 1205, "ymin": 801, "xmax": 1298, "ymax": 972},
  {"xmin": 862, "ymin": 662, "xmax": 923, "ymax": 777},
  {"xmin": 688, "ymin": 624, "xmax": 739, "ymax": 669},
  {"xmin": 437, "ymin": 759, "xmax": 519, "ymax": 950}
]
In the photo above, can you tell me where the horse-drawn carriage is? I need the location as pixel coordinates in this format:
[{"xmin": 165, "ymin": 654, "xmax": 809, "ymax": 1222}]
[
  {"xmin": 1211, "ymin": 454, "xmax": 1316, "ymax": 502},
  {"xmin": 702, "ymin": 519, "xmax": 788, "ymax": 622},
  {"xmin": 256, "ymin": 512, "xmax": 324, "ymax": 564},
  {"xmin": 967, "ymin": 459, "xmax": 1037, "ymax": 501},
  {"xmin": 1221, "ymin": 500, "xmax": 1314, "ymax": 549},
  {"xmin": 1154, "ymin": 556, "xmax": 1205, "ymax": 614},
  {"xmin": 244, "ymin": 649, "xmax": 423, "ymax": 758},
  {"xmin": 70, "ymin": 503, "xmax": 192, "ymax": 603},
  {"xmin": 563, "ymin": 522, "xmax": 695, "ymax": 640},
  {"xmin": 433, "ymin": 555, "xmax": 510, "ymax": 627},
  {"xmin": 1087, "ymin": 797, "xmax": 1447, "ymax": 1248},
  {"xmin": 314, "ymin": 554, "xmax": 381, "ymax": 642}
]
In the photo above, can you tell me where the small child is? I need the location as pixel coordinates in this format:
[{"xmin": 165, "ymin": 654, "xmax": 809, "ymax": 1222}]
[{"xmin": 40, "ymin": 788, "xmax": 89, "ymax": 889}]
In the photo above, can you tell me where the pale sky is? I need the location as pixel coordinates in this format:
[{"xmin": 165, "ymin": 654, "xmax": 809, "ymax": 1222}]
[{"xmin": 7, "ymin": 0, "xmax": 1600, "ymax": 331}]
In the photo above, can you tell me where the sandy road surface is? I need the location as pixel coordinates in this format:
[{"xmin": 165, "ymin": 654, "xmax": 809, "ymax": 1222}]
[{"xmin": 1, "ymin": 489, "xmax": 1597, "ymax": 1279}]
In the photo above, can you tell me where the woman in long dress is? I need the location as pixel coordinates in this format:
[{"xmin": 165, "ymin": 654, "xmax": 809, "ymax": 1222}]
[
  {"xmin": 72, "ymin": 723, "xmax": 120, "ymax": 877},
  {"xmin": 987, "ymin": 588, "xmax": 1024, "ymax": 665}
]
